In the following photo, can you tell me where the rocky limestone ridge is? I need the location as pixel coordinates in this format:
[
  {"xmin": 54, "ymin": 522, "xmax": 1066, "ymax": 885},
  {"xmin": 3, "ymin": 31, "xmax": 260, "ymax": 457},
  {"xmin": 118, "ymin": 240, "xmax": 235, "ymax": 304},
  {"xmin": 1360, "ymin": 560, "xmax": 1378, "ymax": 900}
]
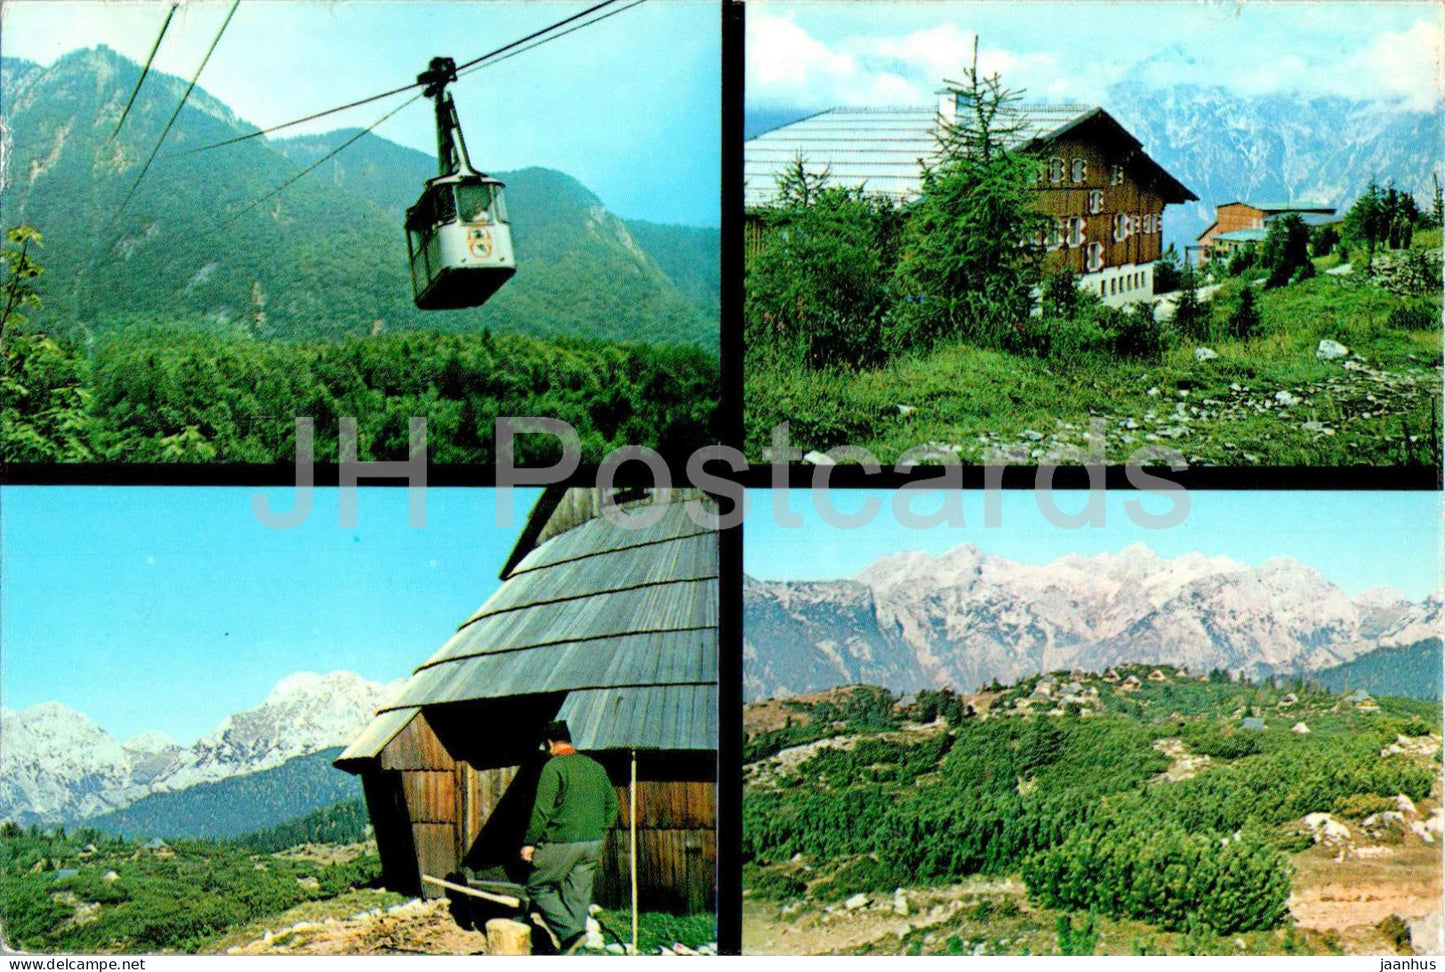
[
  {"xmin": 745, "ymin": 545, "xmax": 1440, "ymax": 700},
  {"xmin": 1, "ymin": 670, "xmax": 401, "ymax": 824}
]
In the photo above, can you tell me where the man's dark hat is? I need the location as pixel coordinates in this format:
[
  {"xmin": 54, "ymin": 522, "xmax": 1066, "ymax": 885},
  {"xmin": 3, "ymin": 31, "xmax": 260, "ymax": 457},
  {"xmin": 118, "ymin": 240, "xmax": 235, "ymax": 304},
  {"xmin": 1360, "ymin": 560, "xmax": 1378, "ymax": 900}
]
[{"xmin": 541, "ymin": 719, "xmax": 572, "ymax": 742}]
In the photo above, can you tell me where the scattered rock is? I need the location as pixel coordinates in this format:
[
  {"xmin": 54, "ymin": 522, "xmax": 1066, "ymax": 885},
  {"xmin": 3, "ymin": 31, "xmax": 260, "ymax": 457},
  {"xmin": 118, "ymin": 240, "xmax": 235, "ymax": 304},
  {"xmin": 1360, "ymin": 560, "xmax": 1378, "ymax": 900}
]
[
  {"xmin": 1022, "ymin": 429, "xmax": 1044, "ymax": 441},
  {"xmin": 1316, "ymin": 339, "xmax": 1349, "ymax": 360},
  {"xmin": 802, "ymin": 451, "xmax": 834, "ymax": 466},
  {"xmin": 892, "ymin": 889, "xmax": 910, "ymax": 917},
  {"xmin": 1302, "ymin": 812, "xmax": 1352, "ymax": 845},
  {"xmin": 1396, "ymin": 794, "xmax": 1420, "ymax": 817},
  {"xmin": 102, "ymin": 870, "xmax": 120, "ymax": 882},
  {"xmin": 1291, "ymin": 722, "xmax": 1310, "ymax": 734},
  {"xmin": 844, "ymin": 893, "xmax": 870, "ymax": 911},
  {"xmin": 1193, "ymin": 347, "xmax": 1219, "ymax": 362},
  {"xmin": 1410, "ymin": 912, "xmax": 1444, "ymax": 955},
  {"xmin": 1274, "ymin": 391, "xmax": 1301, "ymax": 407},
  {"xmin": 897, "ymin": 404, "xmax": 917, "ymax": 416}
]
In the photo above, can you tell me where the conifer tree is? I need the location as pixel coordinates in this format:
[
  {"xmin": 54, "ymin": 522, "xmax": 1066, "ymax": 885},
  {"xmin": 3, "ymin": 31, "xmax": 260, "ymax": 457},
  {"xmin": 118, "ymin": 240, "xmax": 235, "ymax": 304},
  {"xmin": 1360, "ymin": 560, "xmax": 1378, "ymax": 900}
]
[{"xmin": 891, "ymin": 39, "xmax": 1049, "ymax": 351}]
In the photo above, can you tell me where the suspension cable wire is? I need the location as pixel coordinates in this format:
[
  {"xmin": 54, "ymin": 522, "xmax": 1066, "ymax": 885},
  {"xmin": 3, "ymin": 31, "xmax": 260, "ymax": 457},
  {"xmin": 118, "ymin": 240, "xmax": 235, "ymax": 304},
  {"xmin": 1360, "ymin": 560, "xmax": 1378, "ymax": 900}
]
[
  {"xmin": 221, "ymin": 92, "xmax": 425, "ymax": 226},
  {"xmin": 175, "ymin": 0, "xmax": 623, "ymax": 158},
  {"xmin": 109, "ymin": 2, "xmax": 179, "ymax": 141},
  {"xmin": 215, "ymin": 0, "xmax": 648, "ymax": 221},
  {"xmin": 117, "ymin": 0, "xmax": 240, "ymax": 216},
  {"xmin": 454, "ymin": 0, "xmax": 648, "ymax": 82}
]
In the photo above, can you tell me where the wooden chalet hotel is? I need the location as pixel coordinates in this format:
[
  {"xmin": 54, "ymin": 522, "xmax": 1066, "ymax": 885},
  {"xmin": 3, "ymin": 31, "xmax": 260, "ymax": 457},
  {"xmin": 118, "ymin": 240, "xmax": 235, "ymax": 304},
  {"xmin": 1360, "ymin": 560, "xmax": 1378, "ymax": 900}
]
[{"xmin": 745, "ymin": 84, "xmax": 1197, "ymax": 306}]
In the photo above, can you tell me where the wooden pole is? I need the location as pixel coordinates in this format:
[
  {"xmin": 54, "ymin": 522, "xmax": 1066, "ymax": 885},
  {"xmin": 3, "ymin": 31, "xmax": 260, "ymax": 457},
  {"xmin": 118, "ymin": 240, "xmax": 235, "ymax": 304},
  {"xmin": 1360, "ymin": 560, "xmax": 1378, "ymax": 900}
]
[
  {"xmin": 630, "ymin": 748, "xmax": 638, "ymax": 955},
  {"xmin": 420, "ymin": 873, "xmax": 522, "ymax": 909}
]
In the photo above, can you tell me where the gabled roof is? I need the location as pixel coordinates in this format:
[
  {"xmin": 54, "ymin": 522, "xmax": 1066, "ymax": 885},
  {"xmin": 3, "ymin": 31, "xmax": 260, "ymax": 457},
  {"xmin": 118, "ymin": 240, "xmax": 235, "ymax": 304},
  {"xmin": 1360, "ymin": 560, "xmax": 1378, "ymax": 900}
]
[
  {"xmin": 1215, "ymin": 228, "xmax": 1268, "ymax": 243},
  {"xmin": 744, "ymin": 103, "xmax": 1196, "ymax": 208},
  {"xmin": 1221, "ymin": 200, "xmax": 1336, "ymax": 214},
  {"xmin": 338, "ymin": 488, "xmax": 717, "ymax": 767}
]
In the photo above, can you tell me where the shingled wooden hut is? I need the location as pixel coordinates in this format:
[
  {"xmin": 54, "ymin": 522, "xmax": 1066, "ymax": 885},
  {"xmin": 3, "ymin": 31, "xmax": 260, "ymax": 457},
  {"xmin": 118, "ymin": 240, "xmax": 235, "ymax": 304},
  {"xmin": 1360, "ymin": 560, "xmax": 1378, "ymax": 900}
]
[{"xmin": 335, "ymin": 487, "xmax": 717, "ymax": 913}]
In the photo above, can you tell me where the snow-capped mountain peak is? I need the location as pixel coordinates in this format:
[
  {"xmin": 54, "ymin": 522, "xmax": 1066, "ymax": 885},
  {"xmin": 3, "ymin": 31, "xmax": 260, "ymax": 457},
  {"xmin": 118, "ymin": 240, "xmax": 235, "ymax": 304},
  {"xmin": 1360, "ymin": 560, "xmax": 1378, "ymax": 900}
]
[
  {"xmin": 746, "ymin": 543, "xmax": 1436, "ymax": 700},
  {"xmin": 1, "ymin": 669, "xmax": 399, "ymax": 825}
]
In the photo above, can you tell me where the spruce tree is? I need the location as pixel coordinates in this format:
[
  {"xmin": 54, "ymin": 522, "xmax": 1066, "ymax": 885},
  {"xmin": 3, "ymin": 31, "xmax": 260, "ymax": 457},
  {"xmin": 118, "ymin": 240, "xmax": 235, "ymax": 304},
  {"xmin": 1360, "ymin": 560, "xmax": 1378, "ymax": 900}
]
[
  {"xmin": 1229, "ymin": 286, "xmax": 1260, "ymax": 341},
  {"xmin": 1172, "ymin": 265, "xmax": 1209, "ymax": 341},
  {"xmin": 1343, "ymin": 179, "xmax": 1385, "ymax": 277},
  {"xmin": 891, "ymin": 39, "xmax": 1049, "ymax": 352}
]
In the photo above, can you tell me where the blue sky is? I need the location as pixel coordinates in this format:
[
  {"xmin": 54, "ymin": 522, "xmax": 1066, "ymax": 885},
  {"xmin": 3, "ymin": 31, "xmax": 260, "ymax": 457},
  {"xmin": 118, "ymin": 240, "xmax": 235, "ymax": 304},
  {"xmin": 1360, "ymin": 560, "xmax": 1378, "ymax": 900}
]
[
  {"xmin": 1, "ymin": 1, "xmax": 719, "ymax": 226},
  {"xmin": 743, "ymin": 489, "xmax": 1443, "ymax": 602},
  {"xmin": 1, "ymin": 486, "xmax": 541, "ymax": 744},
  {"xmin": 747, "ymin": 1, "xmax": 1442, "ymax": 118}
]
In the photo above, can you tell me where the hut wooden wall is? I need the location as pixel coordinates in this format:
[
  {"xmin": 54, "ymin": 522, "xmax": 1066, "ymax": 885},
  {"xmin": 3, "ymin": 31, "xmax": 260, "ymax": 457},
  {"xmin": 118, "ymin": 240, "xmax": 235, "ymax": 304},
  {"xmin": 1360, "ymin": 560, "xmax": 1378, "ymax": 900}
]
[
  {"xmin": 369, "ymin": 716, "xmax": 715, "ymax": 912},
  {"xmin": 376, "ymin": 711, "xmax": 459, "ymax": 898},
  {"xmin": 597, "ymin": 777, "xmax": 715, "ymax": 914},
  {"xmin": 1034, "ymin": 136, "xmax": 1166, "ymax": 273}
]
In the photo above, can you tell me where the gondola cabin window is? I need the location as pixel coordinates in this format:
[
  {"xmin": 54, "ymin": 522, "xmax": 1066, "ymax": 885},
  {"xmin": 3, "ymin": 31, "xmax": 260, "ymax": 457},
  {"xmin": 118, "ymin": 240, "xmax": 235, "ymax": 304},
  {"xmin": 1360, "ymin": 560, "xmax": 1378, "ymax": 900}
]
[{"xmin": 457, "ymin": 182, "xmax": 507, "ymax": 224}]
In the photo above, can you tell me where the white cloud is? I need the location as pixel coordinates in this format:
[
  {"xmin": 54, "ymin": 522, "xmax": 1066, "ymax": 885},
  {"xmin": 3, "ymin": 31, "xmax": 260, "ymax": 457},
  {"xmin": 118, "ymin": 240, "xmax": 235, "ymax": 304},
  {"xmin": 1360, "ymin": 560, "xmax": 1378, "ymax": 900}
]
[
  {"xmin": 745, "ymin": 6, "xmax": 1442, "ymax": 114},
  {"xmin": 1342, "ymin": 18, "xmax": 1443, "ymax": 111},
  {"xmin": 747, "ymin": 13, "xmax": 932, "ymax": 108}
]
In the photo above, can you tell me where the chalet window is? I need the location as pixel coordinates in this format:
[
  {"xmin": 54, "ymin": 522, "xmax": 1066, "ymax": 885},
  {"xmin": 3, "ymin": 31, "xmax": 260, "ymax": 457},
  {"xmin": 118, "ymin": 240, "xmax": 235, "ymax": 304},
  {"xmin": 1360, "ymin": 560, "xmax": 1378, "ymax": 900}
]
[
  {"xmin": 1113, "ymin": 214, "xmax": 1133, "ymax": 243},
  {"xmin": 1086, "ymin": 242, "xmax": 1104, "ymax": 272},
  {"xmin": 1110, "ymin": 164, "xmax": 1124, "ymax": 186},
  {"xmin": 1045, "ymin": 220, "xmax": 1065, "ymax": 250},
  {"xmin": 1087, "ymin": 190, "xmax": 1104, "ymax": 214},
  {"xmin": 1065, "ymin": 217, "xmax": 1085, "ymax": 248},
  {"xmin": 1048, "ymin": 157, "xmax": 1066, "ymax": 184},
  {"xmin": 1071, "ymin": 158, "xmax": 1088, "ymax": 184}
]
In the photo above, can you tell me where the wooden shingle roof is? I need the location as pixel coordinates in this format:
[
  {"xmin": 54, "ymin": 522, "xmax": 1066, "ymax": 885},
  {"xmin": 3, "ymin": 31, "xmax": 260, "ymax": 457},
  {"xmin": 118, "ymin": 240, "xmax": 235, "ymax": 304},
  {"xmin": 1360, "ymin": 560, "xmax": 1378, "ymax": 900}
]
[{"xmin": 339, "ymin": 489, "xmax": 717, "ymax": 763}]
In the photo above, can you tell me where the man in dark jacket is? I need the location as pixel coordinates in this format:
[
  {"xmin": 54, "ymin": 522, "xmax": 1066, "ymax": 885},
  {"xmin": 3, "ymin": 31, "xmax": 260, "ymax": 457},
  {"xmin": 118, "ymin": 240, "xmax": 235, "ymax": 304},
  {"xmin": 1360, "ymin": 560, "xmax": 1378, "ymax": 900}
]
[{"xmin": 522, "ymin": 720, "xmax": 619, "ymax": 953}]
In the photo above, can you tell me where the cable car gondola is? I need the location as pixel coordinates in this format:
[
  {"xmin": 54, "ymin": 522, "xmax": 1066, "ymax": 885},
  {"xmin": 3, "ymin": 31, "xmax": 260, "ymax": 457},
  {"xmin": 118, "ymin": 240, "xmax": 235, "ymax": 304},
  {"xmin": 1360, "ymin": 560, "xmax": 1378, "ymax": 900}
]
[{"xmin": 405, "ymin": 57, "xmax": 515, "ymax": 310}]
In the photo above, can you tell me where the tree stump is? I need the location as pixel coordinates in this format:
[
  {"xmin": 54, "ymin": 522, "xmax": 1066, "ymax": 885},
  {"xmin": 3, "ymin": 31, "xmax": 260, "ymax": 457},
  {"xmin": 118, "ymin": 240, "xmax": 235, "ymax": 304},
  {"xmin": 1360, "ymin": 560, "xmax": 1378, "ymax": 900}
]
[{"xmin": 485, "ymin": 917, "xmax": 533, "ymax": 956}]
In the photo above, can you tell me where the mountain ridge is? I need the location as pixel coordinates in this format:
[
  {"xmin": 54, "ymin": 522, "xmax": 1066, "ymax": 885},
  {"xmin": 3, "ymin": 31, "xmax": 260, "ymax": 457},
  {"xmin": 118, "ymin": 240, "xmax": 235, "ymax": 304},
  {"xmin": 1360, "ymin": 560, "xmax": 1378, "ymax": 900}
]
[
  {"xmin": 744, "ymin": 545, "xmax": 1441, "ymax": 700},
  {"xmin": 1, "ymin": 47, "xmax": 718, "ymax": 347},
  {"xmin": 0, "ymin": 669, "xmax": 398, "ymax": 825}
]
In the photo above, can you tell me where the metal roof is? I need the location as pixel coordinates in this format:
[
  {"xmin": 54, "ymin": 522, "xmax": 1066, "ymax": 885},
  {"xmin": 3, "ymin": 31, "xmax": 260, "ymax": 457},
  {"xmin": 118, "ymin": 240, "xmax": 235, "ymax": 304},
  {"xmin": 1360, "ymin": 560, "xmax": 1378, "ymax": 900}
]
[
  {"xmin": 1215, "ymin": 229, "xmax": 1268, "ymax": 243},
  {"xmin": 745, "ymin": 103, "xmax": 1195, "ymax": 208},
  {"xmin": 1233, "ymin": 201, "xmax": 1336, "ymax": 214},
  {"xmin": 339, "ymin": 489, "xmax": 717, "ymax": 761}
]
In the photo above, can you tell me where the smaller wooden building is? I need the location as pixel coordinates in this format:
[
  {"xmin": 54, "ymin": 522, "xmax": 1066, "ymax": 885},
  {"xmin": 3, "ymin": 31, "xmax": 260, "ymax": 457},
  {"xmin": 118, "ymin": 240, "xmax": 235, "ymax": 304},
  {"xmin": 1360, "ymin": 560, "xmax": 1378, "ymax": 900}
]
[
  {"xmin": 336, "ymin": 487, "xmax": 717, "ymax": 914},
  {"xmin": 1195, "ymin": 200, "xmax": 1336, "ymax": 264}
]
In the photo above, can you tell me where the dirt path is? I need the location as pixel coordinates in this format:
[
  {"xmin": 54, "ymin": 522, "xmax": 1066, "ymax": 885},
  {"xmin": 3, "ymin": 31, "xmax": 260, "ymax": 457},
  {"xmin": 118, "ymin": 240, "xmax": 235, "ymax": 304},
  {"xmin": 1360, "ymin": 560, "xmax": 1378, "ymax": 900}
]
[
  {"xmin": 1289, "ymin": 841, "xmax": 1442, "ymax": 952},
  {"xmin": 743, "ymin": 878, "xmax": 1025, "ymax": 956},
  {"xmin": 222, "ymin": 898, "xmax": 490, "ymax": 955}
]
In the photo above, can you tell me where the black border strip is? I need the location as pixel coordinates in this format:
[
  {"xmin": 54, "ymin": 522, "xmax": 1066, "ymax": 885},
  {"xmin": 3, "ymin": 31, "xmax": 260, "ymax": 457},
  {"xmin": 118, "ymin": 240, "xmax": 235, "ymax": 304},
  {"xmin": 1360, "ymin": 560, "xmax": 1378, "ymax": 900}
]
[
  {"xmin": 716, "ymin": 0, "xmax": 745, "ymax": 956},
  {"xmin": 5, "ymin": 462, "xmax": 1435, "ymax": 490}
]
